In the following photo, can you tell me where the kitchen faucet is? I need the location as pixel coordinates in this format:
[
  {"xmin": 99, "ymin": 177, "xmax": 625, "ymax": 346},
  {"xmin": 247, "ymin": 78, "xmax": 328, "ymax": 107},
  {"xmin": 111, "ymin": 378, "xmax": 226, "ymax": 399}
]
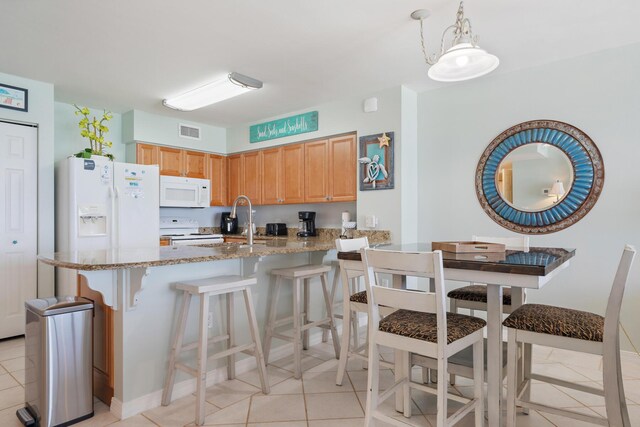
[{"xmin": 230, "ymin": 195, "xmax": 254, "ymax": 245}]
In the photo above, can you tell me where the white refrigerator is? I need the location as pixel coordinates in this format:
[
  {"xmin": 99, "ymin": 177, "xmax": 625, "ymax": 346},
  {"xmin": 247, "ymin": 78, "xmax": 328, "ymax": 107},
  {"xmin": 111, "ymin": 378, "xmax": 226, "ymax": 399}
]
[{"xmin": 56, "ymin": 156, "xmax": 160, "ymax": 296}]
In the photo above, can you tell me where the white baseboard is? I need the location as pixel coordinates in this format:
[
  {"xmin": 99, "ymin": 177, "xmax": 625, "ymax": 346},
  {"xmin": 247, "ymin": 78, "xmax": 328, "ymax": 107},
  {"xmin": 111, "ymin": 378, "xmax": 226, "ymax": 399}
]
[{"xmin": 110, "ymin": 327, "xmax": 340, "ymax": 420}]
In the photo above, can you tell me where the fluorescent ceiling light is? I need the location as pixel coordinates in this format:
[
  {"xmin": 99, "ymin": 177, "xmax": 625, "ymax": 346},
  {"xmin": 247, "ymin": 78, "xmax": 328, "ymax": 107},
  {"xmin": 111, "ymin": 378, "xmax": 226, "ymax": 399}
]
[{"xmin": 163, "ymin": 72, "xmax": 263, "ymax": 111}]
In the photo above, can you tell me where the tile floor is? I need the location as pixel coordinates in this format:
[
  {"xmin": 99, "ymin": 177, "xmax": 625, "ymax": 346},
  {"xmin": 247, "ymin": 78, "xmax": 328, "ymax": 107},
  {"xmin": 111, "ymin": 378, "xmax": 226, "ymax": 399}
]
[{"xmin": 2, "ymin": 334, "xmax": 640, "ymax": 426}]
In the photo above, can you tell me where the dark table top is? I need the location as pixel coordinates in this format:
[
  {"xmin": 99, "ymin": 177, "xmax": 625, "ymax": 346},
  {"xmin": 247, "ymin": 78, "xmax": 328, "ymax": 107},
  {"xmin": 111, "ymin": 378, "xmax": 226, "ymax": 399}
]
[{"xmin": 337, "ymin": 243, "xmax": 575, "ymax": 276}]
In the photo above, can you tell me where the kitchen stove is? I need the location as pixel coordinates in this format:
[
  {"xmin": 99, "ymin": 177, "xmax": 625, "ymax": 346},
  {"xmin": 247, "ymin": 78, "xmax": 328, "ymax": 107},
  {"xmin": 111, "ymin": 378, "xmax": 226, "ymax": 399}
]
[{"xmin": 160, "ymin": 217, "xmax": 223, "ymax": 246}]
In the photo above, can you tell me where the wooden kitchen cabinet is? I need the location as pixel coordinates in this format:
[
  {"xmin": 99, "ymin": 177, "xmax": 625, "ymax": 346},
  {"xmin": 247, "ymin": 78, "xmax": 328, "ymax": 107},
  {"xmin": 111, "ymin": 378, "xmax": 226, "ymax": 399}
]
[
  {"xmin": 281, "ymin": 144, "xmax": 305, "ymax": 203},
  {"xmin": 183, "ymin": 150, "xmax": 207, "ymax": 178},
  {"xmin": 261, "ymin": 143, "xmax": 305, "ymax": 204},
  {"xmin": 328, "ymin": 134, "xmax": 357, "ymax": 201},
  {"xmin": 135, "ymin": 132, "xmax": 355, "ymax": 207},
  {"xmin": 226, "ymin": 152, "xmax": 262, "ymax": 205},
  {"xmin": 157, "ymin": 146, "xmax": 206, "ymax": 178},
  {"xmin": 157, "ymin": 146, "xmax": 183, "ymax": 176},
  {"xmin": 304, "ymin": 140, "xmax": 330, "ymax": 203},
  {"xmin": 206, "ymin": 154, "xmax": 227, "ymax": 206},
  {"xmin": 304, "ymin": 135, "xmax": 356, "ymax": 203},
  {"xmin": 136, "ymin": 143, "xmax": 158, "ymax": 165},
  {"xmin": 261, "ymin": 147, "xmax": 281, "ymax": 205},
  {"xmin": 227, "ymin": 154, "xmax": 242, "ymax": 206},
  {"xmin": 241, "ymin": 151, "xmax": 262, "ymax": 205},
  {"xmin": 78, "ymin": 276, "xmax": 114, "ymax": 405}
]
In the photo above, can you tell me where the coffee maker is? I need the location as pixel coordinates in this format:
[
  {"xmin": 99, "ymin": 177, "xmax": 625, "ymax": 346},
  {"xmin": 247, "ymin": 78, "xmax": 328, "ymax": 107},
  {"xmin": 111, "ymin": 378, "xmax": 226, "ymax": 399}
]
[
  {"xmin": 297, "ymin": 211, "xmax": 316, "ymax": 237},
  {"xmin": 220, "ymin": 212, "xmax": 238, "ymax": 235}
]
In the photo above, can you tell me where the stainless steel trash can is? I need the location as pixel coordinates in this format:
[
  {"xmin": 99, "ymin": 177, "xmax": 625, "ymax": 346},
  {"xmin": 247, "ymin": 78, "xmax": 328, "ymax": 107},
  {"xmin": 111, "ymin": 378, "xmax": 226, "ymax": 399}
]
[{"xmin": 24, "ymin": 297, "xmax": 94, "ymax": 427}]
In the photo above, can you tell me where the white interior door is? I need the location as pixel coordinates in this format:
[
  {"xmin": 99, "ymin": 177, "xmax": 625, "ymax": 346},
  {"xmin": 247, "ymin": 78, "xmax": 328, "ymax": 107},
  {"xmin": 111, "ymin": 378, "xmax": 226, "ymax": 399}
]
[{"xmin": 0, "ymin": 121, "xmax": 38, "ymax": 338}]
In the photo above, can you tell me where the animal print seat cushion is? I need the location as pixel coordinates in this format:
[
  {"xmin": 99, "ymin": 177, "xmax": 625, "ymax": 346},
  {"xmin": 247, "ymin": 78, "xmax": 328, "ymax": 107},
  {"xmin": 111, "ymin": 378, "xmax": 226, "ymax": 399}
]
[
  {"xmin": 503, "ymin": 304, "xmax": 604, "ymax": 342},
  {"xmin": 349, "ymin": 290, "xmax": 367, "ymax": 304},
  {"xmin": 378, "ymin": 310, "xmax": 486, "ymax": 344},
  {"xmin": 448, "ymin": 285, "xmax": 512, "ymax": 305}
]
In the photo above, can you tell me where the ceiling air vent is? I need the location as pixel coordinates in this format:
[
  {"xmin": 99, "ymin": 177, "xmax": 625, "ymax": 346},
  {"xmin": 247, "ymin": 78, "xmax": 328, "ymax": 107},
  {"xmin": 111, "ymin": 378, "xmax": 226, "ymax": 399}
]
[{"xmin": 179, "ymin": 123, "xmax": 201, "ymax": 140}]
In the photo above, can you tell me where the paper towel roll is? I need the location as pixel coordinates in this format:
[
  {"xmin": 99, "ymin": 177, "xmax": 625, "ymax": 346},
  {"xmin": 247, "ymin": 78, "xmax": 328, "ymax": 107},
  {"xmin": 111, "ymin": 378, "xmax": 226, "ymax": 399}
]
[{"xmin": 341, "ymin": 211, "xmax": 351, "ymax": 222}]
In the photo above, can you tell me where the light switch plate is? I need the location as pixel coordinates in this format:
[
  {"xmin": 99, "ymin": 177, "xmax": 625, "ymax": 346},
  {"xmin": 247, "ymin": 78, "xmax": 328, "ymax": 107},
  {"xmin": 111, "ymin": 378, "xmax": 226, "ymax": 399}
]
[{"xmin": 365, "ymin": 215, "xmax": 378, "ymax": 228}]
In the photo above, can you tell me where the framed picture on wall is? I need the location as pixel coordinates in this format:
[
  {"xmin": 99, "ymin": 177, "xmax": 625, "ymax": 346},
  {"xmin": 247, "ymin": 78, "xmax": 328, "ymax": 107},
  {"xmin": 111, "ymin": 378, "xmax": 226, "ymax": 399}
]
[
  {"xmin": 0, "ymin": 83, "xmax": 28, "ymax": 112},
  {"xmin": 358, "ymin": 131, "xmax": 394, "ymax": 190}
]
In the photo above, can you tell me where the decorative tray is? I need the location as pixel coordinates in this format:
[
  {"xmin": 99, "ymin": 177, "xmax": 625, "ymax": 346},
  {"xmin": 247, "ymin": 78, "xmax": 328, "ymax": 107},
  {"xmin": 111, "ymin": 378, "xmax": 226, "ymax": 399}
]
[
  {"xmin": 441, "ymin": 251, "xmax": 506, "ymax": 262},
  {"xmin": 431, "ymin": 241, "xmax": 506, "ymax": 253}
]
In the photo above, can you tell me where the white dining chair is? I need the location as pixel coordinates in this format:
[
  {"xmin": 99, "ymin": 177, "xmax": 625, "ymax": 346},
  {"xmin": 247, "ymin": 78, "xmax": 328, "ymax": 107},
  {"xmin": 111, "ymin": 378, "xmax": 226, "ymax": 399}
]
[
  {"xmin": 334, "ymin": 237, "xmax": 374, "ymax": 386},
  {"xmin": 362, "ymin": 247, "xmax": 485, "ymax": 427},
  {"xmin": 448, "ymin": 235, "xmax": 530, "ymax": 317},
  {"xmin": 446, "ymin": 235, "xmax": 529, "ymax": 386},
  {"xmin": 504, "ymin": 245, "xmax": 636, "ymax": 427}
]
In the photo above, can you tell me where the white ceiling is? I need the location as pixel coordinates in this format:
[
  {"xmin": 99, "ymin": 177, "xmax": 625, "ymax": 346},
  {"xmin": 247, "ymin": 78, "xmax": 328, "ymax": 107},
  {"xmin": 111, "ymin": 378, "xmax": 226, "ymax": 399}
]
[{"xmin": 1, "ymin": 0, "xmax": 638, "ymax": 127}]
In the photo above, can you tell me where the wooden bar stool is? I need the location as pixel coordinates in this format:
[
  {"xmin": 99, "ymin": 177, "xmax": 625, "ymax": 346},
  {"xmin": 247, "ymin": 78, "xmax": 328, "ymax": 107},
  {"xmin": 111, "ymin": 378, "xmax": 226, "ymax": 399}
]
[
  {"xmin": 161, "ymin": 275, "xmax": 270, "ymax": 426},
  {"xmin": 263, "ymin": 264, "xmax": 340, "ymax": 379}
]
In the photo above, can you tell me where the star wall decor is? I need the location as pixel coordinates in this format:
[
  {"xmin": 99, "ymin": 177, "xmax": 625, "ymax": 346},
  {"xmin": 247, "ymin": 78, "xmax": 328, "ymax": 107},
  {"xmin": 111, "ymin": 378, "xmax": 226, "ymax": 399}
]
[{"xmin": 378, "ymin": 132, "xmax": 390, "ymax": 148}]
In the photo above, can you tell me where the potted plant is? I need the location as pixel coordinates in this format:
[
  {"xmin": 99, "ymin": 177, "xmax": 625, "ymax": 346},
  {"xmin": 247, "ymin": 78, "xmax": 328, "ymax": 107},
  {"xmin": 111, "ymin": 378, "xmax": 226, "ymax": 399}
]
[{"xmin": 74, "ymin": 104, "xmax": 115, "ymax": 160}]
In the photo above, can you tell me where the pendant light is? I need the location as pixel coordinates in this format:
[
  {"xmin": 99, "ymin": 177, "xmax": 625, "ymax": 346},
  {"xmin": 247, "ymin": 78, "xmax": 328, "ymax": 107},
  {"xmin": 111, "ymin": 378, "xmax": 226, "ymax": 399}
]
[{"xmin": 411, "ymin": 2, "xmax": 499, "ymax": 82}]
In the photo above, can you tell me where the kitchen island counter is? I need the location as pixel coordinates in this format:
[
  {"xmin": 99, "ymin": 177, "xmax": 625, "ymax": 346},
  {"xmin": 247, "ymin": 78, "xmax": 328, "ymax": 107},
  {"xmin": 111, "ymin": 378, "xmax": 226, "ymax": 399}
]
[
  {"xmin": 39, "ymin": 232, "xmax": 391, "ymax": 271},
  {"xmin": 37, "ymin": 231, "xmax": 390, "ymax": 420},
  {"xmin": 38, "ymin": 239, "xmax": 337, "ymax": 271}
]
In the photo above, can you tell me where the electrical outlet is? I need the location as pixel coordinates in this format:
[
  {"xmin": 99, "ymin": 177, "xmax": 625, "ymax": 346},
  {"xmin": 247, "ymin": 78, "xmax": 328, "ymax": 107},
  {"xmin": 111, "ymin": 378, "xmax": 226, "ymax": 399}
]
[
  {"xmin": 365, "ymin": 215, "xmax": 378, "ymax": 228},
  {"xmin": 207, "ymin": 312, "xmax": 214, "ymax": 329}
]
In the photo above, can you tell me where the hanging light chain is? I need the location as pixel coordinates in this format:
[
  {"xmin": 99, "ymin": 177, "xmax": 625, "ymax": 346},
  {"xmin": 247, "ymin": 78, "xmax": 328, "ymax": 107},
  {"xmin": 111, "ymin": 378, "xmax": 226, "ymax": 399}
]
[
  {"xmin": 418, "ymin": 18, "xmax": 438, "ymax": 66},
  {"xmin": 452, "ymin": 1, "xmax": 478, "ymax": 46},
  {"xmin": 453, "ymin": 2, "xmax": 465, "ymax": 41}
]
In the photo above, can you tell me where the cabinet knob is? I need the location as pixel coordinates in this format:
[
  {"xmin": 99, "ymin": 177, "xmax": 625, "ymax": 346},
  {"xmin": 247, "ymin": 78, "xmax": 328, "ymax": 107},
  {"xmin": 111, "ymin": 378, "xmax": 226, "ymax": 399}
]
[
  {"xmin": 12, "ymin": 240, "xmax": 17, "ymax": 245},
  {"xmin": 325, "ymin": 196, "xmax": 330, "ymax": 201}
]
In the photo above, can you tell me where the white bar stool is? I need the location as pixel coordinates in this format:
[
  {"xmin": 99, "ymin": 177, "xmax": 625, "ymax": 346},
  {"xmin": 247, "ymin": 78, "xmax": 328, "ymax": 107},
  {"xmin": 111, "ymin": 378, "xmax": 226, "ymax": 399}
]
[
  {"xmin": 263, "ymin": 264, "xmax": 340, "ymax": 379},
  {"xmin": 321, "ymin": 260, "xmax": 342, "ymax": 343},
  {"xmin": 161, "ymin": 275, "xmax": 270, "ymax": 426}
]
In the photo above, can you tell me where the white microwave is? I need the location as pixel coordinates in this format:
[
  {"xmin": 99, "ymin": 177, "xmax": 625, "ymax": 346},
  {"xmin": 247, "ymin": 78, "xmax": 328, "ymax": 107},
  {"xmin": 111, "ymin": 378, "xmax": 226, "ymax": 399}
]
[{"xmin": 160, "ymin": 176, "xmax": 210, "ymax": 208}]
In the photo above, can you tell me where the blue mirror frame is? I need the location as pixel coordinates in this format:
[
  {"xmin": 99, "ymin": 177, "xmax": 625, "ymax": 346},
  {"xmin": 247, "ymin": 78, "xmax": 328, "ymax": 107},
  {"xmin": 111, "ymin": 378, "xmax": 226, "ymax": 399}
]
[{"xmin": 476, "ymin": 120, "xmax": 604, "ymax": 234}]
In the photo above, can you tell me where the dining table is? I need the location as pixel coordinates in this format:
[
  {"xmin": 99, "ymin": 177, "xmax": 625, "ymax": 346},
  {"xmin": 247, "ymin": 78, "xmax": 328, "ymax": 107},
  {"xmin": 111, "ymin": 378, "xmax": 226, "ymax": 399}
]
[{"xmin": 337, "ymin": 243, "xmax": 575, "ymax": 427}]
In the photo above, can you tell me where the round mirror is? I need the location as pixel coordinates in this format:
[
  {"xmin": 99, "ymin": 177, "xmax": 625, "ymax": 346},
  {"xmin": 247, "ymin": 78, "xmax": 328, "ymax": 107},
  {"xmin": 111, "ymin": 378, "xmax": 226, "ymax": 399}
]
[
  {"xmin": 496, "ymin": 143, "xmax": 574, "ymax": 212},
  {"xmin": 476, "ymin": 120, "xmax": 604, "ymax": 234}
]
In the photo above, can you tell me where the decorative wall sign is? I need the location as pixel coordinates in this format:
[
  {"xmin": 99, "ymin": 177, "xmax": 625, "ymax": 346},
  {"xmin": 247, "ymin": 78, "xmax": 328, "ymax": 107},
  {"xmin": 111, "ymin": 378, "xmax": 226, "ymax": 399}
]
[
  {"xmin": 0, "ymin": 83, "xmax": 28, "ymax": 112},
  {"xmin": 358, "ymin": 132, "xmax": 394, "ymax": 190},
  {"xmin": 250, "ymin": 111, "xmax": 318, "ymax": 143}
]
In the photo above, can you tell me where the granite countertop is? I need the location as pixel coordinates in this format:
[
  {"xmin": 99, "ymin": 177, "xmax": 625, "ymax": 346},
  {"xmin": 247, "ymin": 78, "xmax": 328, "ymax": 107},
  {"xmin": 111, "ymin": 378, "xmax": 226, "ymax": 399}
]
[{"xmin": 38, "ymin": 231, "xmax": 391, "ymax": 271}]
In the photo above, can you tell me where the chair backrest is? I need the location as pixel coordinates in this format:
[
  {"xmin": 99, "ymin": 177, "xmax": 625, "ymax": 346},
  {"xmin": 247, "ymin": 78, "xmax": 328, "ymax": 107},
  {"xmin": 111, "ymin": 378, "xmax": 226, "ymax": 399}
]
[
  {"xmin": 361, "ymin": 247, "xmax": 447, "ymax": 346},
  {"xmin": 472, "ymin": 235, "xmax": 530, "ymax": 252},
  {"xmin": 335, "ymin": 237, "xmax": 369, "ymax": 252},
  {"xmin": 603, "ymin": 245, "xmax": 636, "ymax": 348}
]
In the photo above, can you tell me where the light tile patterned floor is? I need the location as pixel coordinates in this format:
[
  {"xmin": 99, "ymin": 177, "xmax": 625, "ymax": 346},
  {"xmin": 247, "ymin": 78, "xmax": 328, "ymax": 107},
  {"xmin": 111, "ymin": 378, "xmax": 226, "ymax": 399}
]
[{"xmin": 2, "ymin": 335, "xmax": 640, "ymax": 426}]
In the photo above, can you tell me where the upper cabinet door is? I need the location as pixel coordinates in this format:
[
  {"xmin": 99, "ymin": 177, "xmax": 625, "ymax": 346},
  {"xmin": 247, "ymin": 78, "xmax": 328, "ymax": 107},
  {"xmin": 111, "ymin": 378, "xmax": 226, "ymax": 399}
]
[
  {"xmin": 158, "ymin": 146, "xmax": 183, "ymax": 176},
  {"xmin": 261, "ymin": 147, "xmax": 282, "ymax": 205},
  {"xmin": 227, "ymin": 154, "xmax": 243, "ymax": 206},
  {"xmin": 136, "ymin": 143, "xmax": 158, "ymax": 165},
  {"xmin": 304, "ymin": 140, "xmax": 329, "ymax": 203},
  {"xmin": 184, "ymin": 150, "xmax": 207, "ymax": 179},
  {"xmin": 329, "ymin": 135, "xmax": 357, "ymax": 202},
  {"xmin": 206, "ymin": 154, "xmax": 227, "ymax": 206},
  {"xmin": 242, "ymin": 151, "xmax": 262, "ymax": 205},
  {"xmin": 281, "ymin": 143, "xmax": 305, "ymax": 204}
]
